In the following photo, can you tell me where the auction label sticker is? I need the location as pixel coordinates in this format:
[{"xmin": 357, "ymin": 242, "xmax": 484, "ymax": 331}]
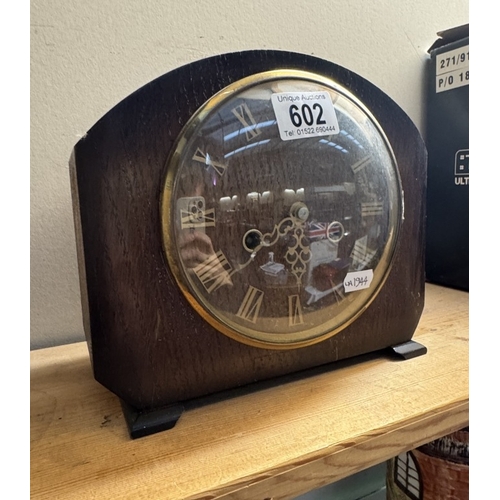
[{"xmin": 271, "ymin": 92, "xmax": 340, "ymax": 141}]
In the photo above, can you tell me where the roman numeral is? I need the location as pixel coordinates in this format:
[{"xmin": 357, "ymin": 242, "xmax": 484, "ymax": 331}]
[
  {"xmin": 192, "ymin": 148, "xmax": 227, "ymax": 177},
  {"xmin": 236, "ymin": 286, "xmax": 264, "ymax": 323},
  {"xmin": 193, "ymin": 250, "xmax": 232, "ymax": 293},
  {"xmin": 351, "ymin": 155, "xmax": 372, "ymax": 174},
  {"xmin": 350, "ymin": 236, "xmax": 376, "ymax": 269},
  {"xmin": 180, "ymin": 207, "xmax": 216, "ymax": 230},
  {"xmin": 361, "ymin": 201, "xmax": 384, "ymax": 217},
  {"xmin": 232, "ymin": 103, "xmax": 261, "ymax": 141},
  {"xmin": 288, "ymin": 295, "xmax": 304, "ymax": 326}
]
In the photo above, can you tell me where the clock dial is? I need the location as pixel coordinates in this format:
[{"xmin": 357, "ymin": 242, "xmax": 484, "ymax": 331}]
[{"xmin": 162, "ymin": 70, "xmax": 403, "ymax": 348}]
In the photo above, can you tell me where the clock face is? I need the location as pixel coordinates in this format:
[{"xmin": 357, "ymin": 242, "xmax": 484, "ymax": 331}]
[{"xmin": 161, "ymin": 70, "xmax": 402, "ymax": 348}]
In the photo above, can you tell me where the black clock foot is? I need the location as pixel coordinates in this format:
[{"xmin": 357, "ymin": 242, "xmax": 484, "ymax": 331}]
[
  {"xmin": 390, "ymin": 340, "xmax": 427, "ymax": 360},
  {"xmin": 120, "ymin": 400, "xmax": 185, "ymax": 439}
]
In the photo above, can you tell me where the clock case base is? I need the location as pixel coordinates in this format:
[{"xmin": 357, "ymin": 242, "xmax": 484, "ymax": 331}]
[
  {"xmin": 70, "ymin": 50, "xmax": 427, "ymax": 438},
  {"xmin": 121, "ymin": 340, "xmax": 426, "ymax": 439}
]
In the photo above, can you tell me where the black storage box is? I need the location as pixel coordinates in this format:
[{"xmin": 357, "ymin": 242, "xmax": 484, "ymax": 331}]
[{"xmin": 425, "ymin": 24, "xmax": 469, "ymax": 291}]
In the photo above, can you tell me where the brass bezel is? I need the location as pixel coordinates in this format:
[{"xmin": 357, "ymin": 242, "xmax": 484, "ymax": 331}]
[{"xmin": 160, "ymin": 69, "xmax": 403, "ymax": 349}]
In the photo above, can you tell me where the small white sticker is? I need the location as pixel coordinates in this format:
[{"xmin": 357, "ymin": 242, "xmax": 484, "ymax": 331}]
[
  {"xmin": 436, "ymin": 44, "xmax": 469, "ymax": 93},
  {"xmin": 343, "ymin": 270, "xmax": 373, "ymax": 293},
  {"xmin": 271, "ymin": 92, "xmax": 340, "ymax": 141}
]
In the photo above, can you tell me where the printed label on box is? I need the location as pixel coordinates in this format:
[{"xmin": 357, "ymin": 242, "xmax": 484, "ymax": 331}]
[{"xmin": 436, "ymin": 45, "xmax": 469, "ymax": 93}]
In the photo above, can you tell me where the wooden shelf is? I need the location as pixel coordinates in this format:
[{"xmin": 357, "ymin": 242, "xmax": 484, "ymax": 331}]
[{"xmin": 30, "ymin": 283, "xmax": 468, "ymax": 500}]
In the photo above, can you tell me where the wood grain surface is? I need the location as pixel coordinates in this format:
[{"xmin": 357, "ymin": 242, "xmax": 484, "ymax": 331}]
[{"xmin": 30, "ymin": 283, "xmax": 468, "ymax": 500}]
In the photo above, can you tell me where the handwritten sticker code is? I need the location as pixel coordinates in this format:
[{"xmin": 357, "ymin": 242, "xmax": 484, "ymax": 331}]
[{"xmin": 344, "ymin": 270, "xmax": 373, "ymax": 293}]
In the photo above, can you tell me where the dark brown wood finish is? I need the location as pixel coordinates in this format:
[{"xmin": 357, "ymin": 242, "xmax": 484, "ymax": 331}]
[{"xmin": 70, "ymin": 51, "xmax": 426, "ymax": 416}]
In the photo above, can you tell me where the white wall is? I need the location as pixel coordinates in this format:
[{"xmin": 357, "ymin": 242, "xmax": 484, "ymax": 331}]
[{"xmin": 30, "ymin": 0, "xmax": 469, "ymax": 349}]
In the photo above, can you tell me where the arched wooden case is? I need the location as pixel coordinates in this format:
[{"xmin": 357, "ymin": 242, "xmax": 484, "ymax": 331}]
[{"xmin": 70, "ymin": 50, "xmax": 427, "ymax": 438}]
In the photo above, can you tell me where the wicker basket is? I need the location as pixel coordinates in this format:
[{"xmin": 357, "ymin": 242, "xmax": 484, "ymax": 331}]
[{"xmin": 387, "ymin": 428, "xmax": 469, "ymax": 499}]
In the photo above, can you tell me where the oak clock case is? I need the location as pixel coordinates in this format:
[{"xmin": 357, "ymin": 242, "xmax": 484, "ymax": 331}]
[{"xmin": 70, "ymin": 51, "xmax": 427, "ymax": 439}]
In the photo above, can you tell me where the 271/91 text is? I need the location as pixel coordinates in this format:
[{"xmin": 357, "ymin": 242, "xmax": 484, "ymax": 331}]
[{"xmin": 439, "ymin": 51, "xmax": 469, "ymax": 70}]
